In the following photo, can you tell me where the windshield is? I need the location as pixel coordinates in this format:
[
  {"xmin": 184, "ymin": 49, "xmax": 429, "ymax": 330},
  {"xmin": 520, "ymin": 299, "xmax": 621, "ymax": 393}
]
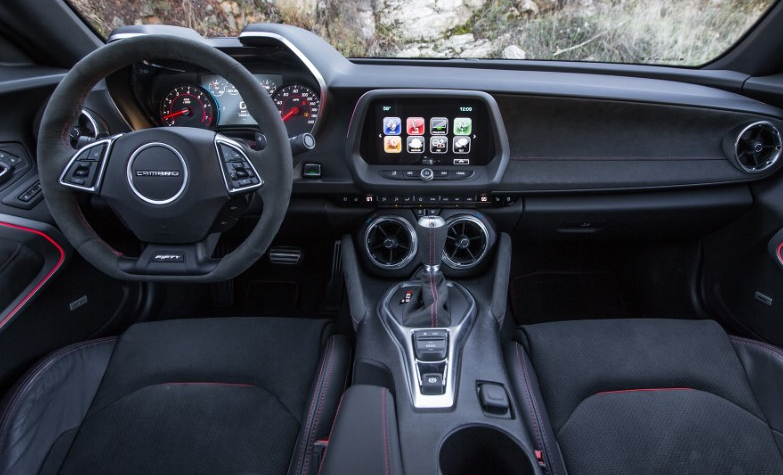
[{"xmin": 68, "ymin": 0, "xmax": 775, "ymax": 66}]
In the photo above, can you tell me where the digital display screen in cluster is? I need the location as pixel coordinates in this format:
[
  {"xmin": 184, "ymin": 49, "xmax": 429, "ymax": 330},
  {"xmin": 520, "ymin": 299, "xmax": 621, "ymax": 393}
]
[
  {"xmin": 361, "ymin": 98, "xmax": 493, "ymax": 166},
  {"xmin": 202, "ymin": 74, "xmax": 282, "ymax": 126}
]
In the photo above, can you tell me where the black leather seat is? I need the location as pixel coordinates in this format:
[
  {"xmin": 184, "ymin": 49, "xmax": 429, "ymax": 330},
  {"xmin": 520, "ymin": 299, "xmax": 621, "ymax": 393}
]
[
  {"xmin": 0, "ymin": 317, "xmax": 350, "ymax": 475},
  {"xmin": 506, "ymin": 319, "xmax": 783, "ymax": 475}
]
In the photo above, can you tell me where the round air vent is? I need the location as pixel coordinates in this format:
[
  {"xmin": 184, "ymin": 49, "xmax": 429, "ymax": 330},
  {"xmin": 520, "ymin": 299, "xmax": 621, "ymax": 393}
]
[
  {"xmin": 728, "ymin": 121, "xmax": 782, "ymax": 173},
  {"xmin": 442, "ymin": 215, "xmax": 489, "ymax": 269},
  {"xmin": 364, "ymin": 215, "xmax": 417, "ymax": 269}
]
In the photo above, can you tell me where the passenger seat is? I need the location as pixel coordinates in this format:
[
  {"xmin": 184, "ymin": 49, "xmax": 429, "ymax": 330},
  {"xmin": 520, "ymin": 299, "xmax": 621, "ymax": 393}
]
[{"xmin": 505, "ymin": 319, "xmax": 783, "ymax": 474}]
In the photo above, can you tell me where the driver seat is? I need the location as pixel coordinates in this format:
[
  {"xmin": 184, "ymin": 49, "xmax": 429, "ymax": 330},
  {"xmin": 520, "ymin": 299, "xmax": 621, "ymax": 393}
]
[{"xmin": 0, "ymin": 317, "xmax": 350, "ymax": 475}]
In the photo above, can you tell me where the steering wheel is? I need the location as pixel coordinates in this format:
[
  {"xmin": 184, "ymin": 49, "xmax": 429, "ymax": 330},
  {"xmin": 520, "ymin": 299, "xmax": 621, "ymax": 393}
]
[{"xmin": 37, "ymin": 35, "xmax": 292, "ymax": 282}]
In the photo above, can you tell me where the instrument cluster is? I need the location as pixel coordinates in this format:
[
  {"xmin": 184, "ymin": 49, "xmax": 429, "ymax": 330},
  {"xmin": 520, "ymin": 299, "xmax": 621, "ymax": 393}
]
[{"xmin": 132, "ymin": 62, "xmax": 322, "ymax": 138}]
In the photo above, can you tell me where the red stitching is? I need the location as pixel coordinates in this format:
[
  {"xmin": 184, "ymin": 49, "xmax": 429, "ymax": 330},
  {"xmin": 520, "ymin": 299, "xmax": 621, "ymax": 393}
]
[
  {"xmin": 595, "ymin": 387, "xmax": 692, "ymax": 396},
  {"xmin": 301, "ymin": 337, "xmax": 336, "ymax": 475},
  {"xmin": 316, "ymin": 394, "xmax": 345, "ymax": 475},
  {"xmin": 164, "ymin": 382, "xmax": 255, "ymax": 388},
  {"xmin": 516, "ymin": 343, "xmax": 558, "ymax": 475},
  {"xmin": 429, "ymin": 225, "xmax": 436, "ymax": 328},
  {"xmin": 514, "ymin": 344, "xmax": 543, "ymax": 456},
  {"xmin": 295, "ymin": 337, "xmax": 332, "ymax": 475},
  {"xmin": 382, "ymin": 388, "xmax": 390, "ymax": 475},
  {"xmin": 510, "ymin": 155, "xmax": 724, "ymax": 161},
  {"xmin": 730, "ymin": 336, "xmax": 783, "ymax": 364}
]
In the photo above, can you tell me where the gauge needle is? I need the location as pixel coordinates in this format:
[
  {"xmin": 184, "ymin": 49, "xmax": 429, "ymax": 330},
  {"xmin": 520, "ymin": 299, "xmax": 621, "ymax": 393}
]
[
  {"xmin": 162, "ymin": 108, "xmax": 191, "ymax": 120},
  {"xmin": 281, "ymin": 107, "xmax": 300, "ymax": 122}
]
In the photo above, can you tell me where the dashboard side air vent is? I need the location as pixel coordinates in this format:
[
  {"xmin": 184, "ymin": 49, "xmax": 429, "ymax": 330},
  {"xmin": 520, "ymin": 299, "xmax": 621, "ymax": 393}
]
[
  {"xmin": 725, "ymin": 121, "xmax": 783, "ymax": 174},
  {"xmin": 363, "ymin": 215, "xmax": 417, "ymax": 269},
  {"xmin": 442, "ymin": 215, "xmax": 489, "ymax": 269}
]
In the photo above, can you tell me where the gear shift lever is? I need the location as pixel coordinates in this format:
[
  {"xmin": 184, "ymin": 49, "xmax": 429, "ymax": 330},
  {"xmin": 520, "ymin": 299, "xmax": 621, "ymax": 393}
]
[
  {"xmin": 401, "ymin": 216, "xmax": 452, "ymax": 327},
  {"xmin": 417, "ymin": 215, "xmax": 448, "ymax": 273}
]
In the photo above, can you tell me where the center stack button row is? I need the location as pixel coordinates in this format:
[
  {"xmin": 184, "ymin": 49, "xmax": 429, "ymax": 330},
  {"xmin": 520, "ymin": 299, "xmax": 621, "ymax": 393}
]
[{"xmin": 379, "ymin": 169, "xmax": 474, "ymax": 181}]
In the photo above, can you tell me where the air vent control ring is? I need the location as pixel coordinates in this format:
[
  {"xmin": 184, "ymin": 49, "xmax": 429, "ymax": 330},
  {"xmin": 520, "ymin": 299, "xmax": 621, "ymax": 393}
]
[
  {"xmin": 727, "ymin": 121, "xmax": 783, "ymax": 174},
  {"xmin": 363, "ymin": 215, "xmax": 418, "ymax": 270},
  {"xmin": 442, "ymin": 215, "xmax": 490, "ymax": 269}
]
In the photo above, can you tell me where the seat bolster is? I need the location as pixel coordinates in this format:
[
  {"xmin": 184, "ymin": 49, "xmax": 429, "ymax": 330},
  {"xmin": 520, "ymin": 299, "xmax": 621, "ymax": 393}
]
[
  {"xmin": 504, "ymin": 341, "xmax": 569, "ymax": 475},
  {"xmin": 731, "ymin": 336, "xmax": 783, "ymax": 436},
  {"xmin": 289, "ymin": 334, "xmax": 352, "ymax": 475},
  {"xmin": 0, "ymin": 337, "xmax": 116, "ymax": 475}
]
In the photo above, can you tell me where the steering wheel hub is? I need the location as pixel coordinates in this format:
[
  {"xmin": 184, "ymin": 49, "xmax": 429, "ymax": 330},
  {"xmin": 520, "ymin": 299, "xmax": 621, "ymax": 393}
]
[{"xmin": 127, "ymin": 142, "xmax": 188, "ymax": 205}]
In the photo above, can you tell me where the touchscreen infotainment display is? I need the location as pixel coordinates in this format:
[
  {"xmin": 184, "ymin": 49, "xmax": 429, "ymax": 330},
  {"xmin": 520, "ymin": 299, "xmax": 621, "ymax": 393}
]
[{"xmin": 360, "ymin": 98, "xmax": 493, "ymax": 166}]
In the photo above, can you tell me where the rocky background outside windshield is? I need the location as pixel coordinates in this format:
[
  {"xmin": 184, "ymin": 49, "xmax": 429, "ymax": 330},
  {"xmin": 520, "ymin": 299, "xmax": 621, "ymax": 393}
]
[{"xmin": 71, "ymin": 0, "xmax": 773, "ymax": 66}]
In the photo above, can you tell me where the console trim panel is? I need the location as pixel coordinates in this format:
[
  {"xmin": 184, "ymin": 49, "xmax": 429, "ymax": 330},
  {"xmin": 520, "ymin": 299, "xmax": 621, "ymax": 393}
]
[{"xmin": 379, "ymin": 280, "xmax": 477, "ymax": 409}]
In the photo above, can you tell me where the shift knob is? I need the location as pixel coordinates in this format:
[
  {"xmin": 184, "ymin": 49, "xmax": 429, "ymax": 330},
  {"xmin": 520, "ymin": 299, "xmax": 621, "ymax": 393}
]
[{"xmin": 416, "ymin": 215, "xmax": 448, "ymax": 271}]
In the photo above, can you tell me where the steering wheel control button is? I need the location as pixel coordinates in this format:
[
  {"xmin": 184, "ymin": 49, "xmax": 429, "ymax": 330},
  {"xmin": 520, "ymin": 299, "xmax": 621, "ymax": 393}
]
[
  {"xmin": 420, "ymin": 168, "xmax": 434, "ymax": 181},
  {"xmin": 127, "ymin": 142, "xmax": 188, "ymax": 205},
  {"xmin": 151, "ymin": 252, "xmax": 185, "ymax": 263},
  {"xmin": 211, "ymin": 213, "xmax": 239, "ymax": 232},
  {"xmin": 302, "ymin": 163, "xmax": 322, "ymax": 178},
  {"xmin": 59, "ymin": 137, "xmax": 116, "ymax": 193},
  {"xmin": 215, "ymin": 136, "xmax": 263, "ymax": 194}
]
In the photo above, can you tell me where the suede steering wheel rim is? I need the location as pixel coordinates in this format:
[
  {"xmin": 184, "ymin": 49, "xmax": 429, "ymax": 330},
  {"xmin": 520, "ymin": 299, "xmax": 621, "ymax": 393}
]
[{"xmin": 37, "ymin": 35, "xmax": 292, "ymax": 282}]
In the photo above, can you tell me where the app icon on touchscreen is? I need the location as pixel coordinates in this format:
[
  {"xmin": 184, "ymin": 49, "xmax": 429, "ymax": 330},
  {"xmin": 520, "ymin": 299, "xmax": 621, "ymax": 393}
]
[
  {"xmin": 384, "ymin": 136, "xmax": 402, "ymax": 153},
  {"xmin": 454, "ymin": 118, "xmax": 472, "ymax": 136},
  {"xmin": 453, "ymin": 136, "xmax": 471, "ymax": 154},
  {"xmin": 430, "ymin": 136, "xmax": 448, "ymax": 153},
  {"xmin": 407, "ymin": 136, "xmax": 425, "ymax": 153},
  {"xmin": 406, "ymin": 117, "xmax": 425, "ymax": 135},
  {"xmin": 383, "ymin": 117, "xmax": 401, "ymax": 135},
  {"xmin": 430, "ymin": 118, "xmax": 448, "ymax": 135}
]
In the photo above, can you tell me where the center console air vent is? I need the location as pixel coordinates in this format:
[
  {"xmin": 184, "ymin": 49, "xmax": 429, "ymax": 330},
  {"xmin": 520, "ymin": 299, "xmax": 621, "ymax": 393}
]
[
  {"xmin": 725, "ymin": 121, "xmax": 783, "ymax": 174},
  {"xmin": 442, "ymin": 215, "xmax": 489, "ymax": 269},
  {"xmin": 364, "ymin": 215, "xmax": 417, "ymax": 269}
]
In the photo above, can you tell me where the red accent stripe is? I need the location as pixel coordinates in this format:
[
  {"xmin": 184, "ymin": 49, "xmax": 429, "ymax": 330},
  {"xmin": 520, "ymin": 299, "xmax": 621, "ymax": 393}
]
[
  {"xmin": 596, "ymin": 387, "xmax": 693, "ymax": 396},
  {"xmin": 776, "ymin": 241, "xmax": 783, "ymax": 264},
  {"xmin": 0, "ymin": 222, "xmax": 65, "ymax": 330}
]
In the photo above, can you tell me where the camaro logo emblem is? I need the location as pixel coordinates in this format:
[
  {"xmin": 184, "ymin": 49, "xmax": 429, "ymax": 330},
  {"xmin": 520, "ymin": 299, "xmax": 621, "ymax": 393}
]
[{"xmin": 135, "ymin": 170, "xmax": 181, "ymax": 177}]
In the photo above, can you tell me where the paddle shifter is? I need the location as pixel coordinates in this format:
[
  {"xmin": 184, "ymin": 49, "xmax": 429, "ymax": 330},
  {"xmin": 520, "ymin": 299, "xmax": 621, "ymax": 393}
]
[{"xmin": 401, "ymin": 216, "xmax": 452, "ymax": 327}]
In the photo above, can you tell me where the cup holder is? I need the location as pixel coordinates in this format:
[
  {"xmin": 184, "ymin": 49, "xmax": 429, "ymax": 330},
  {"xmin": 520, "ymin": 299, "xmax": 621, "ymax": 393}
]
[{"xmin": 439, "ymin": 426, "xmax": 536, "ymax": 475}]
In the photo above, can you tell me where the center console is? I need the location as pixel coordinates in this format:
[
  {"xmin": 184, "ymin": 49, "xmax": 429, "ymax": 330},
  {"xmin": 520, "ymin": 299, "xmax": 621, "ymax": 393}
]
[{"xmin": 316, "ymin": 89, "xmax": 538, "ymax": 475}]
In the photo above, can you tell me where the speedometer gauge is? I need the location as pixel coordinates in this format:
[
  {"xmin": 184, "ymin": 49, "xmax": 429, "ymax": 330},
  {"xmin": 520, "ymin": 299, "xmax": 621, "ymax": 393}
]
[
  {"xmin": 159, "ymin": 85, "xmax": 217, "ymax": 129},
  {"xmin": 273, "ymin": 85, "xmax": 320, "ymax": 136}
]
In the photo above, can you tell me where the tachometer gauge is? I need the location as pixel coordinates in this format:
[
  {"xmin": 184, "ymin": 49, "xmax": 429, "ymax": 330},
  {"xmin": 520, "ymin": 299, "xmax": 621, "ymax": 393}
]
[
  {"xmin": 273, "ymin": 84, "xmax": 320, "ymax": 136},
  {"xmin": 260, "ymin": 78, "xmax": 277, "ymax": 95},
  {"xmin": 159, "ymin": 85, "xmax": 217, "ymax": 129},
  {"xmin": 206, "ymin": 78, "xmax": 228, "ymax": 97}
]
